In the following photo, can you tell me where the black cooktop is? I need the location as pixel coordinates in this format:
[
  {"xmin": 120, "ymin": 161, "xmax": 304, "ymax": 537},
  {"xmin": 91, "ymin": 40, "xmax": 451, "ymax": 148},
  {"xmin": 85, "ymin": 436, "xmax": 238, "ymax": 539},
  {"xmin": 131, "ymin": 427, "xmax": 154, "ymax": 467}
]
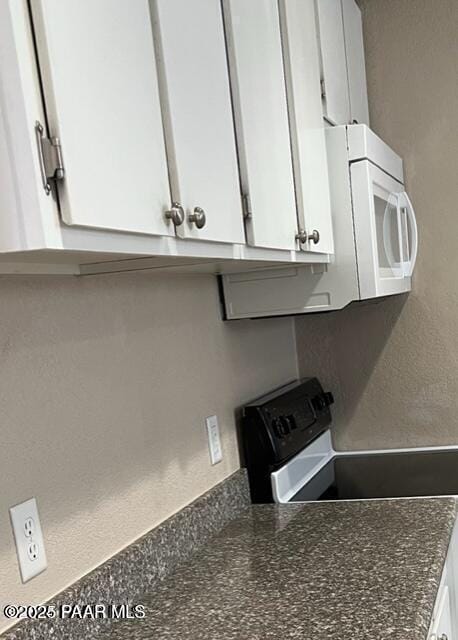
[{"xmin": 291, "ymin": 449, "xmax": 458, "ymax": 501}]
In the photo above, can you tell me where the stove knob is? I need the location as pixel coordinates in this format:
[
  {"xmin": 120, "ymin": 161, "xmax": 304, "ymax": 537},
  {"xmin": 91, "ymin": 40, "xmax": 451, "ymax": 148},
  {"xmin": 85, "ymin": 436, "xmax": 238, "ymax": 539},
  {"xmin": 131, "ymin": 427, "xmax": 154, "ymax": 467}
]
[
  {"xmin": 311, "ymin": 395, "xmax": 325, "ymax": 411},
  {"xmin": 278, "ymin": 416, "xmax": 291, "ymax": 436},
  {"xmin": 271, "ymin": 418, "xmax": 283, "ymax": 438}
]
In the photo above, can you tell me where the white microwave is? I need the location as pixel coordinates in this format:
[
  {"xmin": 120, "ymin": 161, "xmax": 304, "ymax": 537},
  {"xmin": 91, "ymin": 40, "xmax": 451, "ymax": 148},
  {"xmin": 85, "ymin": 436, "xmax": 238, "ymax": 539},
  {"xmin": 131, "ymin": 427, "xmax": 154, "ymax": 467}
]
[{"xmin": 221, "ymin": 124, "xmax": 418, "ymax": 319}]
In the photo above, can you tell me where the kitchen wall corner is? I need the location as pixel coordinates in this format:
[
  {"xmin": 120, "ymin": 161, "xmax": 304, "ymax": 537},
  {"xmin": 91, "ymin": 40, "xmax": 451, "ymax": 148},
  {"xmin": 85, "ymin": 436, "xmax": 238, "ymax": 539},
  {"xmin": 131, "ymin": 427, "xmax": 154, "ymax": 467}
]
[{"xmin": 296, "ymin": 0, "xmax": 458, "ymax": 451}]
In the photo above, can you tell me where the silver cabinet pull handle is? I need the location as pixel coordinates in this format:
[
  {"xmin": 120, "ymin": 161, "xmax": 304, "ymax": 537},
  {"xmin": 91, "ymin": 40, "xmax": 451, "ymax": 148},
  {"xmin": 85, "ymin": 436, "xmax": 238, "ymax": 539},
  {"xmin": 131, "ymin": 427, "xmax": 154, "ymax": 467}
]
[
  {"xmin": 295, "ymin": 229, "xmax": 320, "ymax": 245},
  {"xmin": 308, "ymin": 229, "xmax": 320, "ymax": 244},
  {"xmin": 188, "ymin": 206, "xmax": 206, "ymax": 229},
  {"xmin": 164, "ymin": 202, "xmax": 184, "ymax": 226}
]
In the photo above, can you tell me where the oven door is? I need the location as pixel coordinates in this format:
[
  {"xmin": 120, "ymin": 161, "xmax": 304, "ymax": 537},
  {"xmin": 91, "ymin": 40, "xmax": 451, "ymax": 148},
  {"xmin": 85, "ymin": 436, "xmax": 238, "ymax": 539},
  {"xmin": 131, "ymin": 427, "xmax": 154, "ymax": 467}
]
[{"xmin": 350, "ymin": 160, "xmax": 418, "ymax": 299}]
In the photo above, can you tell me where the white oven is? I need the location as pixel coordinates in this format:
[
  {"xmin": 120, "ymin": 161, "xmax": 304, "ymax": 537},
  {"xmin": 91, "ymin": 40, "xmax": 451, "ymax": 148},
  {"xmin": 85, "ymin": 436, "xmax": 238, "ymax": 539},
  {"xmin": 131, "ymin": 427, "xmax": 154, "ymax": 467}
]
[{"xmin": 242, "ymin": 379, "xmax": 458, "ymax": 505}]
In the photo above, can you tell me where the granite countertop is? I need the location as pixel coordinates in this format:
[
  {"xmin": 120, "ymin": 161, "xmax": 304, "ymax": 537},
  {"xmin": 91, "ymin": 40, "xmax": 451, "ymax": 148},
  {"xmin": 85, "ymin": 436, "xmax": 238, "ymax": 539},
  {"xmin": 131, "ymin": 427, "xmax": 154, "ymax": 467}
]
[{"xmin": 102, "ymin": 498, "xmax": 457, "ymax": 640}]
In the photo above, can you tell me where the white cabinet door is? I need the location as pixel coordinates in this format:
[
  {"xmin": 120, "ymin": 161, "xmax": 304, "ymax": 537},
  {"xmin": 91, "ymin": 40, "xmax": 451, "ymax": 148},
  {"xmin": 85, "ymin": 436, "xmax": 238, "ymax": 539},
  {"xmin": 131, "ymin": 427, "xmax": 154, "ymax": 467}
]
[
  {"xmin": 279, "ymin": 0, "xmax": 334, "ymax": 255},
  {"xmin": 341, "ymin": 0, "xmax": 370, "ymax": 125},
  {"xmin": 31, "ymin": 0, "xmax": 174, "ymax": 237},
  {"xmin": 316, "ymin": 0, "xmax": 350, "ymax": 125},
  {"xmin": 430, "ymin": 586, "xmax": 453, "ymax": 640},
  {"xmin": 223, "ymin": 0, "xmax": 298, "ymax": 251},
  {"xmin": 152, "ymin": 0, "xmax": 244, "ymax": 245}
]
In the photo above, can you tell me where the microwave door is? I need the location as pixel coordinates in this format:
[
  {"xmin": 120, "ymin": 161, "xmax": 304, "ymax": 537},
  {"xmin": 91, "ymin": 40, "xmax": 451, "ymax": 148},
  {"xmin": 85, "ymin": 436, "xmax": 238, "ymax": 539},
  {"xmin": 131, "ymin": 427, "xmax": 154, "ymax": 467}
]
[{"xmin": 350, "ymin": 160, "xmax": 411, "ymax": 299}]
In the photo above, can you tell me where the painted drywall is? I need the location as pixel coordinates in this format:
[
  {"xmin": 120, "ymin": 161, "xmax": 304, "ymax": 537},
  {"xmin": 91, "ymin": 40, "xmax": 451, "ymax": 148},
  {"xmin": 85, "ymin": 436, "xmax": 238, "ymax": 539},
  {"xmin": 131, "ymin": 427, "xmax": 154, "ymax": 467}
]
[
  {"xmin": 0, "ymin": 272, "xmax": 297, "ymax": 631},
  {"xmin": 296, "ymin": 0, "xmax": 458, "ymax": 450}
]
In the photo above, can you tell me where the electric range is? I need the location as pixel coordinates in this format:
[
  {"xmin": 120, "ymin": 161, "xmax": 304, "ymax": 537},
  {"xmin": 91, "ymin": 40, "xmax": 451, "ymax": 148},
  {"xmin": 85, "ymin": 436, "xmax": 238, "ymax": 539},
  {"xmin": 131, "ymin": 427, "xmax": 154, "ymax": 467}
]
[{"xmin": 241, "ymin": 378, "xmax": 458, "ymax": 503}]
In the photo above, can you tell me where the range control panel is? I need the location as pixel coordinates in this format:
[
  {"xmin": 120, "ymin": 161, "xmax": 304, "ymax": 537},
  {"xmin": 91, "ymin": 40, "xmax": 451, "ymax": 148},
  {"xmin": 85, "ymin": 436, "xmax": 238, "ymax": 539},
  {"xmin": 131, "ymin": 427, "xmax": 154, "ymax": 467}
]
[{"xmin": 242, "ymin": 378, "xmax": 334, "ymax": 466}]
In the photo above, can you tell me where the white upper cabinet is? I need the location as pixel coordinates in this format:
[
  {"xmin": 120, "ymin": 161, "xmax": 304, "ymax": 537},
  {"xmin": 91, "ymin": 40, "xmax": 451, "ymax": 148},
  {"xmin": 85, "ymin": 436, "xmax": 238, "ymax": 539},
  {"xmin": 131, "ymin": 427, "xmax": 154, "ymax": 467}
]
[
  {"xmin": 316, "ymin": 0, "xmax": 369, "ymax": 126},
  {"xmin": 30, "ymin": 0, "xmax": 174, "ymax": 237},
  {"xmin": 341, "ymin": 0, "xmax": 370, "ymax": 125},
  {"xmin": 223, "ymin": 0, "xmax": 298, "ymax": 252},
  {"xmin": 316, "ymin": 0, "xmax": 351, "ymax": 125},
  {"xmin": 151, "ymin": 0, "xmax": 245, "ymax": 245},
  {"xmin": 0, "ymin": 0, "xmax": 335, "ymax": 274},
  {"xmin": 279, "ymin": 0, "xmax": 334, "ymax": 255}
]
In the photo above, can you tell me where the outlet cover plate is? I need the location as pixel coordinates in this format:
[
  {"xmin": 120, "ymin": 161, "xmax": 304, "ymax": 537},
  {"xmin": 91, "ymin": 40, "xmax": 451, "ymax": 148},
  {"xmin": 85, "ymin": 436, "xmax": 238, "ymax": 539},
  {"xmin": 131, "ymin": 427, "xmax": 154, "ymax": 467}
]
[
  {"xmin": 10, "ymin": 498, "xmax": 47, "ymax": 582},
  {"xmin": 206, "ymin": 415, "xmax": 222, "ymax": 465}
]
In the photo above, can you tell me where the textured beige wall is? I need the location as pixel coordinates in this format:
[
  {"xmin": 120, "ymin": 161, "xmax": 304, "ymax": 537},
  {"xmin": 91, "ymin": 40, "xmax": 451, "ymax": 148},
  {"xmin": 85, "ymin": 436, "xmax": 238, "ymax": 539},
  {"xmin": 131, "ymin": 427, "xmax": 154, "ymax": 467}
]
[
  {"xmin": 0, "ymin": 272, "xmax": 297, "ymax": 631},
  {"xmin": 297, "ymin": 0, "xmax": 458, "ymax": 450}
]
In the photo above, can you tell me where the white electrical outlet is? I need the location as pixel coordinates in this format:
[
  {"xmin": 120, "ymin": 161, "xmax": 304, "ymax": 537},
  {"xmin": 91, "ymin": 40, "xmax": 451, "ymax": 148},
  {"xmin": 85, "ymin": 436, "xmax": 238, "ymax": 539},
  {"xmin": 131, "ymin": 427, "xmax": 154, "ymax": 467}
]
[
  {"xmin": 10, "ymin": 498, "xmax": 47, "ymax": 583},
  {"xmin": 206, "ymin": 415, "xmax": 223, "ymax": 465}
]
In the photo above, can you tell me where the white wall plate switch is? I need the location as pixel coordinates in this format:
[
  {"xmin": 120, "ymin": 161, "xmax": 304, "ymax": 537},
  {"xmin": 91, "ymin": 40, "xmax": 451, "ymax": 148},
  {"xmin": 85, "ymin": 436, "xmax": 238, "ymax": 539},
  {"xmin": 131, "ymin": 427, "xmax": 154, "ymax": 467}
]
[
  {"xmin": 10, "ymin": 498, "xmax": 47, "ymax": 583},
  {"xmin": 206, "ymin": 415, "xmax": 223, "ymax": 465}
]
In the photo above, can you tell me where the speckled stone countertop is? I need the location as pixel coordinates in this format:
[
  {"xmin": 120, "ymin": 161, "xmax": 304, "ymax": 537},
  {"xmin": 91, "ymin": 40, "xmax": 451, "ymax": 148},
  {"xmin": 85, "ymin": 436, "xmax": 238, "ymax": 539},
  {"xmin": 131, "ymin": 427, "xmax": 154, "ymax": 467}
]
[{"xmin": 100, "ymin": 498, "xmax": 457, "ymax": 640}]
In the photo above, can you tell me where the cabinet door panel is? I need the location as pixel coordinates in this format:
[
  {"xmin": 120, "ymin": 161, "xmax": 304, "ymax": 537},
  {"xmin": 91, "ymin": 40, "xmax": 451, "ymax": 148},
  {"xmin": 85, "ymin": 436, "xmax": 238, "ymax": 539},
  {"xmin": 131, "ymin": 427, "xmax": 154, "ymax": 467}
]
[
  {"xmin": 316, "ymin": 0, "xmax": 350, "ymax": 125},
  {"xmin": 223, "ymin": 0, "xmax": 298, "ymax": 251},
  {"xmin": 280, "ymin": 0, "xmax": 334, "ymax": 255},
  {"xmin": 341, "ymin": 0, "xmax": 370, "ymax": 125},
  {"xmin": 152, "ymin": 0, "xmax": 244, "ymax": 244},
  {"xmin": 430, "ymin": 586, "xmax": 453, "ymax": 640},
  {"xmin": 31, "ymin": 0, "xmax": 173, "ymax": 237}
]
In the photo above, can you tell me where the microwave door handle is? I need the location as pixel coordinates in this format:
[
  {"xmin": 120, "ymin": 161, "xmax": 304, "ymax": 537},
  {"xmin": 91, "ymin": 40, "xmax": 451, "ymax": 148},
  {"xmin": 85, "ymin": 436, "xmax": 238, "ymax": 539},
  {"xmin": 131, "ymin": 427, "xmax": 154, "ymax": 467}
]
[
  {"xmin": 401, "ymin": 192, "xmax": 418, "ymax": 277},
  {"xmin": 383, "ymin": 193, "xmax": 403, "ymax": 272},
  {"xmin": 396, "ymin": 196, "xmax": 404, "ymax": 271},
  {"xmin": 399, "ymin": 202, "xmax": 409, "ymax": 274}
]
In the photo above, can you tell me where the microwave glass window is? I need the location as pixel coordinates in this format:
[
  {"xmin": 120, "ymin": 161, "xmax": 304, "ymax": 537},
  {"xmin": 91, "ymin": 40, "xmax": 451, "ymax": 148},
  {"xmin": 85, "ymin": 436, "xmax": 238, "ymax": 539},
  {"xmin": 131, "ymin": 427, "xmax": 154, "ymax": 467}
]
[{"xmin": 374, "ymin": 194, "xmax": 401, "ymax": 277}]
